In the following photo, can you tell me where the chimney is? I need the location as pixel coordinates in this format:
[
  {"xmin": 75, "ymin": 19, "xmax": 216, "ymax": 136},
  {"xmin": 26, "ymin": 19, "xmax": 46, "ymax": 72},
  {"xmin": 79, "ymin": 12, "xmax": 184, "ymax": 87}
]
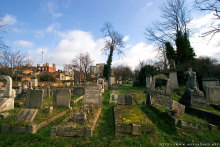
[{"xmin": 53, "ymin": 64, "xmax": 56, "ymax": 72}]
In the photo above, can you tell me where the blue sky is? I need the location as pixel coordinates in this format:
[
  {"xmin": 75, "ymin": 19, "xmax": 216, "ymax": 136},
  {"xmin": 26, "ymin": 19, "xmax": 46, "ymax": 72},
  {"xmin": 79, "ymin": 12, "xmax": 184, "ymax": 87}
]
[{"xmin": 0, "ymin": 0, "xmax": 219, "ymax": 69}]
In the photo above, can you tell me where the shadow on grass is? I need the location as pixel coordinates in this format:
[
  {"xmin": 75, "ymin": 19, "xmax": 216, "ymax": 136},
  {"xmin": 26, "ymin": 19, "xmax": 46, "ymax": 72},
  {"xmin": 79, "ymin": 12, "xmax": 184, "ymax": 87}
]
[{"xmin": 139, "ymin": 105, "xmax": 182, "ymax": 143}]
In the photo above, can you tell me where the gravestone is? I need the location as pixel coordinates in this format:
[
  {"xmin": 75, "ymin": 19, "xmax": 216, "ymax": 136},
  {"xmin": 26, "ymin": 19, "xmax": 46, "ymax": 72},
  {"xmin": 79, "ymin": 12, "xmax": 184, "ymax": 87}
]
[
  {"xmin": 169, "ymin": 61, "xmax": 179, "ymax": 90},
  {"xmin": 53, "ymin": 89, "xmax": 71, "ymax": 107},
  {"xmin": 146, "ymin": 76, "xmax": 152, "ymax": 89},
  {"xmin": 118, "ymin": 95, "xmax": 132, "ymax": 105},
  {"xmin": 205, "ymin": 86, "xmax": 220, "ymax": 103},
  {"xmin": 41, "ymin": 86, "xmax": 50, "ymax": 98},
  {"xmin": 109, "ymin": 90, "xmax": 119, "ymax": 103},
  {"xmin": 146, "ymin": 74, "xmax": 171, "ymax": 107},
  {"xmin": 72, "ymin": 86, "xmax": 84, "ymax": 96},
  {"xmin": 16, "ymin": 109, "xmax": 38, "ymax": 123},
  {"xmin": 180, "ymin": 68, "xmax": 207, "ymax": 107},
  {"xmin": 97, "ymin": 78, "xmax": 104, "ymax": 93},
  {"xmin": 0, "ymin": 75, "xmax": 15, "ymax": 112},
  {"xmin": 31, "ymin": 78, "xmax": 38, "ymax": 88},
  {"xmin": 83, "ymin": 84, "xmax": 101, "ymax": 107},
  {"xmin": 169, "ymin": 100, "xmax": 185, "ymax": 115},
  {"xmin": 104, "ymin": 81, "xmax": 108, "ymax": 91},
  {"xmin": 25, "ymin": 89, "xmax": 43, "ymax": 109},
  {"xmin": 73, "ymin": 112, "xmax": 87, "ymax": 123}
]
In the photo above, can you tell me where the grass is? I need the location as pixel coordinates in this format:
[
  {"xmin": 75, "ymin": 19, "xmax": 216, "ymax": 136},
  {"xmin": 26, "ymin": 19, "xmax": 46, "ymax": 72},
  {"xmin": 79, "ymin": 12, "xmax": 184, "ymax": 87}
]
[
  {"xmin": 198, "ymin": 106, "xmax": 220, "ymax": 115},
  {"xmin": 153, "ymin": 105, "xmax": 210, "ymax": 127},
  {"xmin": 116, "ymin": 105, "xmax": 154, "ymax": 126},
  {"xmin": 0, "ymin": 84, "xmax": 220, "ymax": 146}
]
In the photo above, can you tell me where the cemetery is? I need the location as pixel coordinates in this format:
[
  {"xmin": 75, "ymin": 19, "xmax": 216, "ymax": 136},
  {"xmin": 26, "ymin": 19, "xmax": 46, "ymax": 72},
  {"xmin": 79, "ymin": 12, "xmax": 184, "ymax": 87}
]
[{"xmin": 0, "ymin": 0, "xmax": 220, "ymax": 145}]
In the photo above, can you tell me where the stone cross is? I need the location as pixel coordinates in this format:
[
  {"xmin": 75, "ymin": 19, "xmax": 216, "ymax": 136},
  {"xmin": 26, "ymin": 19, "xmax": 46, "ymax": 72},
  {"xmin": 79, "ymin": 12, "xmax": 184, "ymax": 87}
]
[{"xmin": 185, "ymin": 68, "xmax": 198, "ymax": 90}]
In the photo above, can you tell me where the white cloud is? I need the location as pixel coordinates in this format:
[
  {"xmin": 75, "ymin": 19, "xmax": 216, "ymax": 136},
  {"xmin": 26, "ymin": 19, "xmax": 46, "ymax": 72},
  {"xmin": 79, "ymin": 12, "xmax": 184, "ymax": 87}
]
[
  {"xmin": 140, "ymin": 2, "xmax": 153, "ymax": 12},
  {"xmin": 0, "ymin": 14, "xmax": 17, "ymax": 26},
  {"xmin": 45, "ymin": 0, "xmax": 63, "ymax": 18},
  {"xmin": 13, "ymin": 40, "xmax": 34, "ymax": 48},
  {"xmin": 189, "ymin": 13, "xmax": 220, "ymax": 60},
  {"xmin": 44, "ymin": 30, "xmax": 106, "ymax": 69},
  {"xmin": 112, "ymin": 42, "xmax": 157, "ymax": 69},
  {"xmin": 123, "ymin": 35, "xmax": 130, "ymax": 42}
]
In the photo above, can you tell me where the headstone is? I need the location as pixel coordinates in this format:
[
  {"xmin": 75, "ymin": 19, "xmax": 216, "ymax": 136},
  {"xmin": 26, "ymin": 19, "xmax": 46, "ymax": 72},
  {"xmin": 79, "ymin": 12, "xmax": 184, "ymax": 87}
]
[
  {"xmin": 42, "ymin": 86, "xmax": 50, "ymax": 98},
  {"xmin": 84, "ymin": 84, "xmax": 101, "ymax": 107},
  {"xmin": 0, "ymin": 75, "xmax": 15, "ymax": 112},
  {"xmin": 118, "ymin": 95, "xmax": 132, "ymax": 105},
  {"xmin": 44, "ymin": 107, "xmax": 53, "ymax": 114},
  {"xmin": 180, "ymin": 68, "xmax": 207, "ymax": 107},
  {"xmin": 53, "ymin": 89, "xmax": 71, "ymax": 107},
  {"xmin": 147, "ymin": 74, "xmax": 171, "ymax": 106},
  {"xmin": 118, "ymin": 95, "xmax": 125, "ymax": 105},
  {"xmin": 16, "ymin": 109, "xmax": 38, "ymax": 123},
  {"xmin": 109, "ymin": 90, "xmax": 119, "ymax": 103},
  {"xmin": 146, "ymin": 76, "xmax": 152, "ymax": 89},
  {"xmin": 125, "ymin": 95, "xmax": 132, "ymax": 105},
  {"xmin": 169, "ymin": 71, "xmax": 179, "ymax": 90},
  {"xmin": 31, "ymin": 78, "xmax": 38, "ymax": 88},
  {"xmin": 73, "ymin": 112, "xmax": 87, "ymax": 123},
  {"xmin": 104, "ymin": 81, "xmax": 108, "ymax": 91},
  {"xmin": 0, "ymin": 75, "xmax": 13, "ymax": 98},
  {"xmin": 26, "ymin": 89, "xmax": 43, "ymax": 109},
  {"xmin": 72, "ymin": 86, "xmax": 84, "ymax": 96},
  {"xmin": 169, "ymin": 100, "xmax": 185, "ymax": 115},
  {"xmin": 97, "ymin": 78, "xmax": 104, "ymax": 93}
]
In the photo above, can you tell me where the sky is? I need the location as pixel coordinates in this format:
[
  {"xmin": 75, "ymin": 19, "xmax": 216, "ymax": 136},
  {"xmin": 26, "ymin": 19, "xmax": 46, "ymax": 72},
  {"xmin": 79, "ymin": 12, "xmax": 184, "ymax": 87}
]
[{"xmin": 0, "ymin": 0, "xmax": 219, "ymax": 70}]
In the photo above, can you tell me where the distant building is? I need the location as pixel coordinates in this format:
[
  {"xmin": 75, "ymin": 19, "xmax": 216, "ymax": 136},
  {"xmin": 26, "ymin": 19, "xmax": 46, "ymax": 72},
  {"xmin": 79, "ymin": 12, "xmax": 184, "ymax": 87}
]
[
  {"xmin": 37, "ymin": 63, "xmax": 56, "ymax": 73},
  {"xmin": 90, "ymin": 63, "xmax": 105, "ymax": 78}
]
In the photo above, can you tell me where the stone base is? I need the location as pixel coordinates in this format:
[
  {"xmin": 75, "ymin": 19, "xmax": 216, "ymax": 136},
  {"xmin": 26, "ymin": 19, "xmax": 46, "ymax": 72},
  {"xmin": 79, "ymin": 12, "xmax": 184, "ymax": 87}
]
[
  {"xmin": 50, "ymin": 107, "xmax": 102, "ymax": 138},
  {"xmin": 0, "ymin": 98, "xmax": 14, "ymax": 113},
  {"xmin": 166, "ymin": 112, "xmax": 218, "ymax": 131},
  {"xmin": 1, "ymin": 110, "xmax": 68, "ymax": 134}
]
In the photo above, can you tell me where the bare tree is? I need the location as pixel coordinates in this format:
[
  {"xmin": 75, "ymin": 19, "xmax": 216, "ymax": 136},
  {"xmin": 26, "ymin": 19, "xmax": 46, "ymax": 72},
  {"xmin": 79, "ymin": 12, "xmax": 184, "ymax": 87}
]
[
  {"xmin": 101, "ymin": 22, "xmax": 125, "ymax": 84},
  {"xmin": 0, "ymin": 49, "xmax": 32, "ymax": 77},
  {"xmin": 71, "ymin": 52, "xmax": 93, "ymax": 81},
  {"xmin": 112, "ymin": 65, "xmax": 134, "ymax": 82},
  {"xmin": 0, "ymin": 17, "xmax": 7, "ymax": 50},
  {"xmin": 145, "ymin": 0, "xmax": 191, "ymax": 68},
  {"xmin": 0, "ymin": 49, "xmax": 32, "ymax": 68},
  {"xmin": 195, "ymin": 0, "xmax": 220, "ymax": 38}
]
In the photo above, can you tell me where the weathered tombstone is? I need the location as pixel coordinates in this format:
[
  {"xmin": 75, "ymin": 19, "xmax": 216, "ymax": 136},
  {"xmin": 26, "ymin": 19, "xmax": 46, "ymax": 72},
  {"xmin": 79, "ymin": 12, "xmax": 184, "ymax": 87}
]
[
  {"xmin": 31, "ymin": 78, "xmax": 38, "ymax": 88},
  {"xmin": 180, "ymin": 68, "xmax": 207, "ymax": 107},
  {"xmin": 169, "ymin": 100, "xmax": 185, "ymax": 115},
  {"xmin": 117, "ymin": 95, "xmax": 132, "ymax": 105},
  {"xmin": 22, "ymin": 80, "xmax": 32, "ymax": 90},
  {"xmin": 73, "ymin": 112, "xmax": 87, "ymax": 123},
  {"xmin": 53, "ymin": 89, "xmax": 71, "ymax": 107},
  {"xmin": 0, "ymin": 75, "xmax": 15, "ymax": 112},
  {"xmin": 104, "ymin": 81, "xmax": 108, "ymax": 91},
  {"xmin": 169, "ymin": 60, "xmax": 179, "ymax": 90},
  {"xmin": 146, "ymin": 74, "xmax": 171, "ymax": 107},
  {"xmin": 109, "ymin": 90, "xmax": 119, "ymax": 103},
  {"xmin": 83, "ymin": 84, "xmax": 101, "ymax": 107},
  {"xmin": 0, "ymin": 75, "xmax": 13, "ymax": 98},
  {"xmin": 97, "ymin": 78, "xmax": 104, "ymax": 93},
  {"xmin": 146, "ymin": 76, "xmax": 152, "ymax": 89},
  {"xmin": 16, "ymin": 109, "xmax": 38, "ymax": 123},
  {"xmin": 72, "ymin": 86, "xmax": 84, "ymax": 96},
  {"xmin": 25, "ymin": 89, "xmax": 43, "ymax": 109},
  {"xmin": 205, "ymin": 86, "xmax": 220, "ymax": 103},
  {"xmin": 42, "ymin": 86, "xmax": 50, "ymax": 98},
  {"xmin": 125, "ymin": 95, "xmax": 132, "ymax": 105}
]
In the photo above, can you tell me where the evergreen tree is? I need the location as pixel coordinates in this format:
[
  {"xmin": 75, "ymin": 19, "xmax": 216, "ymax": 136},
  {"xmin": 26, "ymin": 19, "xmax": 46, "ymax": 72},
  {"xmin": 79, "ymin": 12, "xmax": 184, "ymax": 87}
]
[
  {"xmin": 176, "ymin": 31, "xmax": 195, "ymax": 64},
  {"xmin": 165, "ymin": 41, "xmax": 176, "ymax": 63}
]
